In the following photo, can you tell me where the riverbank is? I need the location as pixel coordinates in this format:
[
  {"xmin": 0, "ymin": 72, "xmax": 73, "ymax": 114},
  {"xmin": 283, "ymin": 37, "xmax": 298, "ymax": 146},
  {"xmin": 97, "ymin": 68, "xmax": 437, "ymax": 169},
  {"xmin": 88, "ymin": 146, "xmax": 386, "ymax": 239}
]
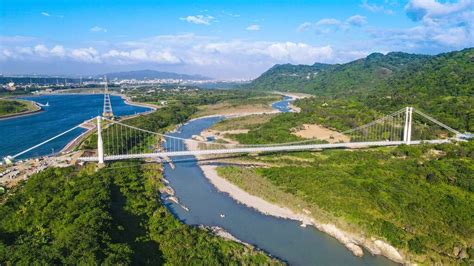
[
  {"xmin": 206, "ymin": 165, "xmax": 405, "ymax": 263},
  {"xmin": 182, "ymin": 96, "xmax": 406, "ymax": 264},
  {"xmin": 187, "ymin": 131, "xmax": 406, "ymax": 263},
  {"xmin": 0, "ymin": 99, "xmax": 42, "ymax": 120}
]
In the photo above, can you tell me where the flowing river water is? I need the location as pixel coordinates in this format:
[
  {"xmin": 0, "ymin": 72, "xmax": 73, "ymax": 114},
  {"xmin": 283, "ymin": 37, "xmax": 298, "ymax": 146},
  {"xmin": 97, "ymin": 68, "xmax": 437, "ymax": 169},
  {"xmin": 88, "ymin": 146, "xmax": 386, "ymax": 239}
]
[{"xmin": 162, "ymin": 96, "xmax": 396, "ymax": 265}]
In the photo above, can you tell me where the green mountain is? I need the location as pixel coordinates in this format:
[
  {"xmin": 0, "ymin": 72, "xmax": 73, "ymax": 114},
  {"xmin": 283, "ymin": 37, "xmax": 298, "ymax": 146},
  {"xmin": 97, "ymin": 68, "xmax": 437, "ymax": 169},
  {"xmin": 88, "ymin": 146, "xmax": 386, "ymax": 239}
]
[
  {"xmin": 249, "ymin": 48, "xmax": 473, "ymax": 97},
  {"xmin": 248, "ymin": 48, "xmax": 473, "ymax": 132}
]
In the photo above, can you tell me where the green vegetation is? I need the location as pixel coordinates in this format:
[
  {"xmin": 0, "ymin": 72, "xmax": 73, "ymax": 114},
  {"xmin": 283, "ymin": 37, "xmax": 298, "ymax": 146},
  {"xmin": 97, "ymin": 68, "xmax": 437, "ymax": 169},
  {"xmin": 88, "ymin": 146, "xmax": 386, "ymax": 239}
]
[
  {"xmin": 211, "ymin": 113, "xmax": 276, "ymax": 131},
  {"xmin": 128, "ymin": 88, "xmax": 279, "ymax": 109},
  {"xmin": 0, "ymin": 163, "xmax": 279, "ymax": 264},
  {"xmin": 0, "ymin": 99, "xmax": 37, "ymax": 117},
  {"xmin": 0, "ymin": 90, "xmax": 288, "ymax": 265},
  {"xmin": 247, "ymin": 48, "xmax": 473, "ymax": 132},
  {"xmin": 217, "ymin": 142, "xmax": 474, "ymax": 263}
]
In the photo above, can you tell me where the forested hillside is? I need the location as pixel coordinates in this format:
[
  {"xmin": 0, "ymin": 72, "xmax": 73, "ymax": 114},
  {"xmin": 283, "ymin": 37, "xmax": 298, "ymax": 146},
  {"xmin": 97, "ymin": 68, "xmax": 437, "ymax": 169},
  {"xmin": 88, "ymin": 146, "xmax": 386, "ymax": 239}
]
[
  {"xmin": 0, "ymin": 164, "xmax": 277, "ymax": 264},
  {"xmin": 249, "ymin": 48, "xmax": 472, "ymax": 96},
  {"xmin": 248, "ymin": 48, "xmax": 473, "ymax": 132}
]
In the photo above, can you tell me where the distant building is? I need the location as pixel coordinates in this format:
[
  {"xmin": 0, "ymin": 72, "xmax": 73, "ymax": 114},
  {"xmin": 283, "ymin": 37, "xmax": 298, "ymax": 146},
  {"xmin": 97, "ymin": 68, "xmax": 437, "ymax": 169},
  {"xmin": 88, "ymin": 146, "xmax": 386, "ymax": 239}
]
[{"xmin": 6, "ymin": 82, "xmax": 16, "ymax": 91}]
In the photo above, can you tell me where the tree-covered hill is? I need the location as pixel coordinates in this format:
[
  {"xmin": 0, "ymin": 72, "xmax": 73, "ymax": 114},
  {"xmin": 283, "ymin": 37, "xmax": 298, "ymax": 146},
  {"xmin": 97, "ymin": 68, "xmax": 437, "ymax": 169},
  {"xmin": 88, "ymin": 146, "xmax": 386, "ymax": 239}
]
[
  {"xmin": 247, "ymin": 48, "xmax": 473, "ymax": 132},
  {"xmin": 249, "ymin": 62, "xmax": 333, "ymax": 91},
  {"xmin": 248, "ymin": 48, "xmax": 473, "ymax": 97}
]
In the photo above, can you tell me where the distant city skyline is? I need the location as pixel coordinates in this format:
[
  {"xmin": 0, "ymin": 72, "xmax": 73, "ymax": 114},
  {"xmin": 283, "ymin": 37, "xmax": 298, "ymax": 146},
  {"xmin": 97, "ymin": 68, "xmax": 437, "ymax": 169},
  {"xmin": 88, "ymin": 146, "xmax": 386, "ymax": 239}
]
[{"xmin": 0, "ymin": 0, "xmax": 473, "ymax": 79}]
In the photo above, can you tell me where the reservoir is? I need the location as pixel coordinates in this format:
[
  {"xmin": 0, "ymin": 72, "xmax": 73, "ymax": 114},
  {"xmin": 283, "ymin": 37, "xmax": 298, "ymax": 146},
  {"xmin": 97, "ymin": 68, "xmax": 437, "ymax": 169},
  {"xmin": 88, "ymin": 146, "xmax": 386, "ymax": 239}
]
[
  {"xmin": 0, "ymin": 94, "xmax": 151, "ymax": 160},
  {"xmin": 162, "ymin": 96, "xmax": 396, "ymax": 265}
]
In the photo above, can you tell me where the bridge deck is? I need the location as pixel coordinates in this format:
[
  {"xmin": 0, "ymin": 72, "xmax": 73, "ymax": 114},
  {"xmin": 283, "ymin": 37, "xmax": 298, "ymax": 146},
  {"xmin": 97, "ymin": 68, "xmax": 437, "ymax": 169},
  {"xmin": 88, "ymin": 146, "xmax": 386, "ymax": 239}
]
[{"xmin": 79, "ymin": 139, "xmax": 450, "ymax": 162}]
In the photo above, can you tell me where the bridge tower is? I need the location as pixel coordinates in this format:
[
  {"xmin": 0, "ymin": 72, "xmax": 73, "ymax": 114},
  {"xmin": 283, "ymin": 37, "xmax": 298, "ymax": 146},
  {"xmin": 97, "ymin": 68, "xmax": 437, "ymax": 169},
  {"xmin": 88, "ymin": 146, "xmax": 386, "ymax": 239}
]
[
  {"xmin": 97, "ymin": 116, "xmax": 105, "ymax": 164},
  {"xmin": 102, "ymin": 76, "xmax": 114, "ymax": 118},
  {"xmin": 403, "ymin": 106, "xmax": 413, "ymax": 145}
]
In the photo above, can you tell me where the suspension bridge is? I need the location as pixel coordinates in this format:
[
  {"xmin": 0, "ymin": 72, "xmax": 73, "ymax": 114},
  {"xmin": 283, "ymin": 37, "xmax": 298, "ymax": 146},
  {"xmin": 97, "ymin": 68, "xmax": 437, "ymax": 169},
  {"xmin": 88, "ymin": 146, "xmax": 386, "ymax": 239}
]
[
  {"xmin": 2, "ymin": 78, "xmax": 470, "ymax": 163},
  {"xmin": 4, "ymin": 102, "xmax": 469, "ymax": 164}
]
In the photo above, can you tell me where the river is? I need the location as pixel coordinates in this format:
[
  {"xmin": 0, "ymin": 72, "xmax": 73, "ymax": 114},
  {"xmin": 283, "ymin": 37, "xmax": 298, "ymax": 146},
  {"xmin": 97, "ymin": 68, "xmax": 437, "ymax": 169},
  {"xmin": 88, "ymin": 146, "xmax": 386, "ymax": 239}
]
[
  {"xmin": 0, "ymin": 94, "xmax": 151, "ymax": 160},
  {"xmin": 162, "ymin": 96, "xmax": 396, "ymax": 265},
  {"xmin": 1, "ymin": 94, "xmax": 395, "ymax": 265}
]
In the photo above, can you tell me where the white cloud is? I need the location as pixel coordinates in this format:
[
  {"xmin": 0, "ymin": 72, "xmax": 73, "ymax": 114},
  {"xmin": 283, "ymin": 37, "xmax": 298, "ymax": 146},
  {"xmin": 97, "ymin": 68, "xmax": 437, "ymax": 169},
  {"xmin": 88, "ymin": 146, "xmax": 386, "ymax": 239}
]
[
  {"xmin": 0, "ymin": 35, "xmax": 339, "ymax": 70},
  {"xmin": 315, "ymin": 18, "xmax": 342, "ymax": 26},
  {"xmin": 33, "ymin": 44, "xmax": 50, "ymax": 56},
  {"xmin": 50, "ymin": 45, "xmax": 66, "ymax": 57},
  {"xmin": 432, "ymin": 27, "xmax": 470, "ymax": 46},
  {"xmin": 102, "ymin": 49, "xmax": 181, "ymax": 64},
  {"xmin": 346, "ymin": 15, "xmax": 367, "ymax": 26},
  {"xmin": 180, "ymin": 15, "xmax": 214, "ymax": 25},
  {"xmin": 405, "ymin": 0, "xmax": 473, "ymax": 21},
  {"xmin": 297, "ymin": 22, "xmax": 313, "ymax": 32},
  {"xmin": 90, "ymin": 26, "xmax": 107, "ymax": 33},
  {"xmin": 246, "ymin": 24, "xmax": 261, "ymax": 31},
  {"xmin": 366, "ymin": 0, "xmax": 474, "ymax": 48},
  {"xmin": 300, "ymin": 15, "xmax": 367, "ymax": 34},
  {"xmin": 41, "ymin": 12, "xmax": 51, "ymax": 17},
  {"xmin": 69, "ymin": 47, "xmax": 100, "ymax": 63},
  {"xmin": 265, "ymin": 43, "xmax": 333, "ymax": 63},
  {"xmin": 360, "ymin": 0, "xmax": 394, "ymax": 14}
]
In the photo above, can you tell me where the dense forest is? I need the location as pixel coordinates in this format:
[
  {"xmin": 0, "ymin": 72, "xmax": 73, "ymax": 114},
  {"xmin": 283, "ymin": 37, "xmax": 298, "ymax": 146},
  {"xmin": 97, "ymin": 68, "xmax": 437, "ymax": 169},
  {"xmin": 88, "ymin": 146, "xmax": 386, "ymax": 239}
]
[
  {"xmin": 217, "ymin": 141, "xmax": 474, "ymax": 264},
  {"xmin": 0, "ymin": 163, "xmax": 277, "ymax": 264}
]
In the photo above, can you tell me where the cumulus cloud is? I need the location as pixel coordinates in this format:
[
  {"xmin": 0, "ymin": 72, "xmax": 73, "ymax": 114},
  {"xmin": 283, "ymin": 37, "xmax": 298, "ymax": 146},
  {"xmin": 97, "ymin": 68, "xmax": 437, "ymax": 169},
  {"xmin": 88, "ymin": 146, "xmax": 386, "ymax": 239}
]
[
  {"xmin": 0, "ymin": 35, "xmax": 339, "ymax": 69},
  {"xmin": 367, "ymin": 0, "xmax": 473, "ymax": 49},
  {"xmin": 405, "ymin": 0, "xmax": 473, "ymax": 21},
  {"xmin": 90, "ymin": 26, "xmax": 107, "ymax": 33},
  {"xmin": 180, "ymin": 15, "xmax": 214, "ymax": 25},
  {"xmin": 360, "ymin": 0, "xmax": 394, "ymax": 14},
  {"xmin": 69, "ymin": 47, "xmax": 100, "ymax": 63},
  {"xmin": 50, "ymin": 45, "xmax": 66, "ymax": 57},
  {"xmin": 246, "ymin": 24, "xmax": 261, "ymax": 31},
  {"xmin": 102, "ymin": 49, "xmax": 181, "ymax": 64},
  {"xmin": 41, "ymin": 12, "xmax": 51, "ymax": 17},
  {"xmin": 0, "ymin": 34, "xmax": 383, "ymax": 78},
  {"xmin": 346, "ymin": 15, "xmax": 367, "ymax": 26},
  {"xmin": 33, "ymin": 44, "xmax": 50, "ymax": 56}
]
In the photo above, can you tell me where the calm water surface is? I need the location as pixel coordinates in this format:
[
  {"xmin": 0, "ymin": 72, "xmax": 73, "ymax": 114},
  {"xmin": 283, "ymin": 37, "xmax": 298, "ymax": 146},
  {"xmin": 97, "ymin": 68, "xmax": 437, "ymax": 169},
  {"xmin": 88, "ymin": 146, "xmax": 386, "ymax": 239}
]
[
  {"xmin": 162, "ymin": 97, "xmax": 396, "ymax": 266},
  {"xmin": 0, "ymin": 94, "xmax": 150, "ymax": 159}
]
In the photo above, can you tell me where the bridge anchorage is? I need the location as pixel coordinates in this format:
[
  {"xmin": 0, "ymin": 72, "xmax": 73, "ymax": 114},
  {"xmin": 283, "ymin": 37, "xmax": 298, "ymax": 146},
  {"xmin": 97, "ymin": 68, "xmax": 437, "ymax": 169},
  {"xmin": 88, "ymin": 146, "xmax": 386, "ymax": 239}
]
[{"xmin": 4, "ymin": 106, "xmax": 471, "ymax": 164}]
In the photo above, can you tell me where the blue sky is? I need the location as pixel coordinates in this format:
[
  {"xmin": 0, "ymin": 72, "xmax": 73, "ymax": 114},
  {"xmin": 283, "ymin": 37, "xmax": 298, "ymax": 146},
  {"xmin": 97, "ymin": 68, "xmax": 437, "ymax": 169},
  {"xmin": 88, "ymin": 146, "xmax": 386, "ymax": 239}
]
[{"xmin": 0, "ymin": 0, "xmax": 472, "ymax": 78}]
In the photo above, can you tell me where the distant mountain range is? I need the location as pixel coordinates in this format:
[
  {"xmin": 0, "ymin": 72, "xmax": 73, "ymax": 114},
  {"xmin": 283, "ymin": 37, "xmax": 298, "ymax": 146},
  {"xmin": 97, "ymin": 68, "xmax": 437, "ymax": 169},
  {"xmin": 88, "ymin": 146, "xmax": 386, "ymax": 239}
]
[{"xmin": 103, "ymin": 70, "xmax": 212, "ymax": 81}]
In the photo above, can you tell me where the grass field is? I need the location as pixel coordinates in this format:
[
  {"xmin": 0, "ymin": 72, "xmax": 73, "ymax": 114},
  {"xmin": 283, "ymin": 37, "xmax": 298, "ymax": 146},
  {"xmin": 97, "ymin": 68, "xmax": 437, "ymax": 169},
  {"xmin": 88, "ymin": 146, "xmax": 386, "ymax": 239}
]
[
  {"xmin": 211, "ymin": 113, "xmax": 277, "ymax": 131},
  {"xmin": 0, "ymin": 99, "xmax": 39, "ymax": 117}
]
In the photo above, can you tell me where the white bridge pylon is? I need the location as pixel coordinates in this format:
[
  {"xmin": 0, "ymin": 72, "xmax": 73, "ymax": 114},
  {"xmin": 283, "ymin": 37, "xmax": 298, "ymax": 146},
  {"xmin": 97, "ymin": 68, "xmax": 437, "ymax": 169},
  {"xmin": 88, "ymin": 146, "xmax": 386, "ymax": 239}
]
[
  {"xmin": 84, "ymin": 106, "xmax": 465, "ymax": 163},
  {"xmin": 3, "ymin": 106, "xmax": 467, "ymax": 164}
]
